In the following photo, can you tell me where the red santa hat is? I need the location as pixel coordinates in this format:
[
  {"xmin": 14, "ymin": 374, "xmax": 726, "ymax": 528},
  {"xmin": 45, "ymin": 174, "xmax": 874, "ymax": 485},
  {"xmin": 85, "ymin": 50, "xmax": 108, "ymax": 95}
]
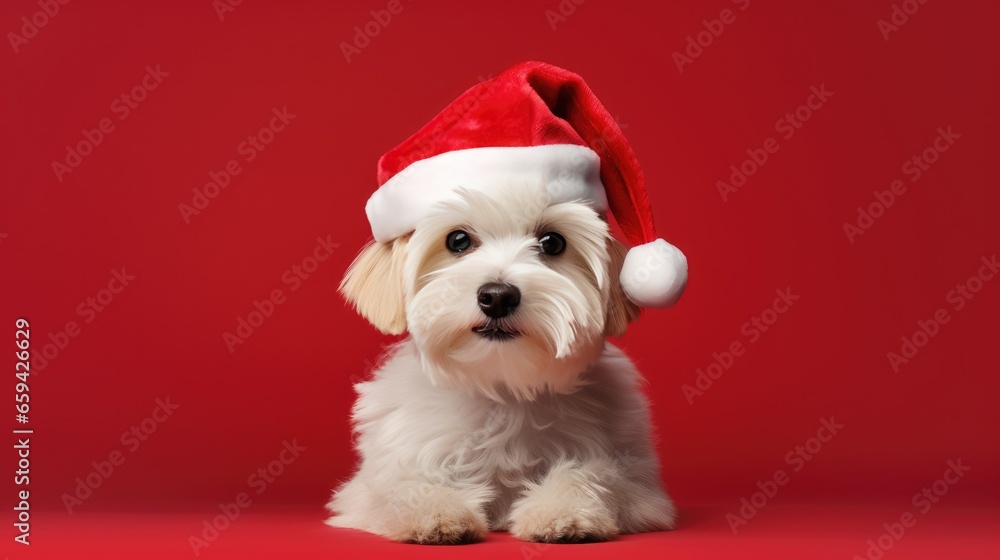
[{"xmin": 366, "ymin": 61, "xmax": 687, "ymax": 308}]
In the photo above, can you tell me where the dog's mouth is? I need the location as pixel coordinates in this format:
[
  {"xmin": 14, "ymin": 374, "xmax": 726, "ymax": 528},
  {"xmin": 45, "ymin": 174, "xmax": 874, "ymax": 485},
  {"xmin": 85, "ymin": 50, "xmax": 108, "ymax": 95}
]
[{"xmin": 472, "ymin": 323, "xmax": 520, "ymax": 341}]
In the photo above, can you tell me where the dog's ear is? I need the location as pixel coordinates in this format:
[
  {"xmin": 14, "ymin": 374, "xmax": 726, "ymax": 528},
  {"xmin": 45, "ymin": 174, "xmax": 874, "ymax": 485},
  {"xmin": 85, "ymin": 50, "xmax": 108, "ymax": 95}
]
[
  {"xmin": 604, "ymin": 237, "xmax": 641, "ymax": 337},
  {"xmin": 339, "ymin": 237, "xmax": 408, "ymax": 335}
]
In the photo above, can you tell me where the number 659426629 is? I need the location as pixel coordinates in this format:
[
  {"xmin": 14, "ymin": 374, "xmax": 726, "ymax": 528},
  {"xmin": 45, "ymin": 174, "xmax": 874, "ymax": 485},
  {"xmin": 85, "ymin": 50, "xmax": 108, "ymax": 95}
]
[{"xmin": 15, "ymin": 318, "xmax": 30, "ymax": 423}]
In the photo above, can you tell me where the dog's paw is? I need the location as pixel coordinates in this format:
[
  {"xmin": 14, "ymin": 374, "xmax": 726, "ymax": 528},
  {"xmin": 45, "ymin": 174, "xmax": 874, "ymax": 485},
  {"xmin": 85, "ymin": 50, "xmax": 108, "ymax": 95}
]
[
  {"xmin": 402, "ymin": 508, "xmax": 487, "ymax": 544},
  {"xmin": 509, "ymin": 499, "xmax": 618, "ymax": 543},
  {"xmin": 508, "ymin": 460, "xmax": 621, "ymax": 543},
  {"xmin": 385, "ymin": 484, "xmax": 488, "ymax": 544}
]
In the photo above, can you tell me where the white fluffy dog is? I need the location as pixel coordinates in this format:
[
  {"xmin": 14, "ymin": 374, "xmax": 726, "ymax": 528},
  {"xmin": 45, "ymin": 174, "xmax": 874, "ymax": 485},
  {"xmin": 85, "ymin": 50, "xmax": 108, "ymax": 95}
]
[{"xmin": 326, "ymin": 181, "xmax": 677, "ymax": 543}]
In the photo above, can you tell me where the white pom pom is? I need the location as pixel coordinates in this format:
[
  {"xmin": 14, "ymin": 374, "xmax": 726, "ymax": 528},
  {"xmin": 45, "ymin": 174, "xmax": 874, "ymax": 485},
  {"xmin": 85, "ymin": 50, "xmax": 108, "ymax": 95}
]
[{"xmin": 619, "ymin": 239, "xmax": 688, "ymax": 308}]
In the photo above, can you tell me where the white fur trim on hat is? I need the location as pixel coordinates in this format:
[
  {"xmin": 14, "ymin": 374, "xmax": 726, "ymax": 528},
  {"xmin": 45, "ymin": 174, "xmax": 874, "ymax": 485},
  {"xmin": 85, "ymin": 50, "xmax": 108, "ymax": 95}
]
[
  {"xmin": 366, "ymin": 145, "xmax": 608, "ymax": 243},
  {"xmin": 620, "ymin": 239, "xmax": 688, "ymax": 308}
]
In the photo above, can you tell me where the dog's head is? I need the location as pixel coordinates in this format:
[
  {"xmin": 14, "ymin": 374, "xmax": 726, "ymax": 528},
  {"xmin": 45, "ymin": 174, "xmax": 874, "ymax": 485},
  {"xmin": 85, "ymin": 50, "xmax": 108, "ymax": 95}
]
[{"xmin": 341, "ymin": 181, "xmax": 639, "ymax": 400}]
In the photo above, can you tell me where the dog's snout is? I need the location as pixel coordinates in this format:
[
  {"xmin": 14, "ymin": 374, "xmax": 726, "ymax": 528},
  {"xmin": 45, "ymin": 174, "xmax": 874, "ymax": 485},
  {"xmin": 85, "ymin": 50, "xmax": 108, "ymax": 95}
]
[{"xmin": 477, "ymin": 283, "xmax": 521, "ymax": 319}]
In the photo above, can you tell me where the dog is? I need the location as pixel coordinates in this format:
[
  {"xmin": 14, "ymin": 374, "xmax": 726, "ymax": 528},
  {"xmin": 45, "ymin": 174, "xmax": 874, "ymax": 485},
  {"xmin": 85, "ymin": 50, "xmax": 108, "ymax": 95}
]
[{"xmin": 325, "ymin": 180, "xmax": 677, "ymax": 543}]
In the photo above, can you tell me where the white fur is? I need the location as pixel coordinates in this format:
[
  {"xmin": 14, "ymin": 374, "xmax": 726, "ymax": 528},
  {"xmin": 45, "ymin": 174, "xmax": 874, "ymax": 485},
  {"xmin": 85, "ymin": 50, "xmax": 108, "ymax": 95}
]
[{"xmin": 328, "ymin": 182, "xmax": 676, "ymax": 543}]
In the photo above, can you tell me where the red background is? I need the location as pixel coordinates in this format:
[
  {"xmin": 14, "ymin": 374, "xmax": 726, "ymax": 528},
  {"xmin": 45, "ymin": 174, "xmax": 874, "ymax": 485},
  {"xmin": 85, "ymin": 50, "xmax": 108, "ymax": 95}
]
[{"xmin": 2, "ymin": 0, "xmax": 998, "ymax": 558}]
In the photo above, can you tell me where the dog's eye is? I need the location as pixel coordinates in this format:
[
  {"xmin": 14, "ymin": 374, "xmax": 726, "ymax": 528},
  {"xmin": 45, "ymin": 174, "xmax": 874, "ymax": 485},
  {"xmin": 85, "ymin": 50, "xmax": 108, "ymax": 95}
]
[
  {"xmin": 538, "ymin": 232, "xmax": 566, "ymax": 256},
  {"xmin": 445, "ymin": 230, "xmax": 473, "ymax": 254}
]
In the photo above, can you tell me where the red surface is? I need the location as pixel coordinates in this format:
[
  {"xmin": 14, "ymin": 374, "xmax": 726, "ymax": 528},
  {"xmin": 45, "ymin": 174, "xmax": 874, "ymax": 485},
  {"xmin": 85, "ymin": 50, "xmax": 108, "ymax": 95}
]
[
  {"xmin": 2, "ymin": 0, "xmax": 998, "ymax": 558},
  {"xmin": 18, "ymin": 505, "xmax": 1000, "ymax": 559}
]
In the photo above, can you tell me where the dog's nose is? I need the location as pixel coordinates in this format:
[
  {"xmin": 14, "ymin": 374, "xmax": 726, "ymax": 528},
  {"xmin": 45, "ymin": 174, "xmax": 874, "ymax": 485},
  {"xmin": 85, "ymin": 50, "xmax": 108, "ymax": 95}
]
[{"xmin": 477, "ymin": 283, "xmax": 521, "ymax": 319}]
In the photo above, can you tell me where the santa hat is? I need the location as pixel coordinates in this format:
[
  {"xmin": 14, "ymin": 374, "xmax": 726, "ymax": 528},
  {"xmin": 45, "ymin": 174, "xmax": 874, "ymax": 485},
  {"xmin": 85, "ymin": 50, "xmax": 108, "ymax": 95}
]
[{"xmin": 365, "ymin": 61, "xmax": 687, "ymax": 308}]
